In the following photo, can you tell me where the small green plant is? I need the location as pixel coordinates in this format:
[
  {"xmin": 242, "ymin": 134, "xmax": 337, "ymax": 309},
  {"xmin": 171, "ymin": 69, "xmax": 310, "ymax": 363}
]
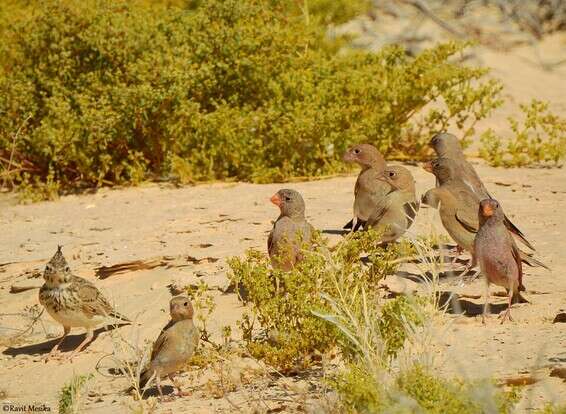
[
  {"xmin": 185, "ymin": 281, "xmax": 216, "ymax": 343},
  {"xmin": 228, "ymin": 230, "xmax": 408, "ymax": 372},
  {"xmin": 536, "ymin": 404, "xmax": 566, "ymax": 414},
  {"xmin": 316, "ymin": 237, "xmax": 521, "ymax": 414},
  {"xmin": 396, "ymin": 365, "xmax": 520, "ymax": 414},
  {"xmin": 480, "ymin": 99, "xmax": 566, "ymax": 167},
  {"xmin": 378, "ymin": 296, "xmax": 427, "ymax": 358},
  {"xmin": 58, "ymin": 373, "xmax": 93, "ymax": 414}
]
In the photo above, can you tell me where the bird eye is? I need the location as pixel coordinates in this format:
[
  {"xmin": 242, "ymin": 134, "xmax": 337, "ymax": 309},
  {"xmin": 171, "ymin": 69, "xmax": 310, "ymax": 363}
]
[
  {"xmin": 64, "ymin": 266, "xmax": 70, "ymax": 272},
  {"xmin": 285, "ymin": 197, "xmax": 291, "ymax": 201},
  {"xmin": 353, "ymin": 149, "xmax": 360, "ymax": 154},
  {"xmin": 388, "ymin": 171, "xmax": 395, "ymax": 177},
  {"xmin": 184, "ymin": 302, "xmax": 188, "ymax": 306},
  {"xmin": 45, "ymin": 264, "xmax": 52, "ymax": 272}
]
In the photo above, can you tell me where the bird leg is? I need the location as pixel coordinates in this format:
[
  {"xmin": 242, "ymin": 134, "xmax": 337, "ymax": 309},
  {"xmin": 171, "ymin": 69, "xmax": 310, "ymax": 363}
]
[
  {"xmin": 457, "ymin": 255, "xmax": 477, "ymax": 276},
  {"xmin": 498, "ymin": 289, "xmax": 514, "ymax": 324},
  {"xmin": 156, "ymin": 375, "xmax": 165, "ymax": 399},
  {"xmin": 68, "ymin": 328, "xmax": 94, "ymax": 360},
  {"xmin": 169, "ymin": 374, "xmax": 191, "ymax": 397},
  {"xmin": 44, "ymin": 326, "xmax": 70, "ymax": 362},
  {"xmin": 482, "ymin": 282, "xmax": 490, "ymax": 325}
]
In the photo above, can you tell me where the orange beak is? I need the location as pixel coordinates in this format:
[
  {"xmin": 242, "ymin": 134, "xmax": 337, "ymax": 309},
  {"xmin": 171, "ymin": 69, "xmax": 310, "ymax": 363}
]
[
  {"xmin": 343, "ymin": 151, "xmax": 355, "ymax": 162},
  {"xmin": 482, "ymin": 203, "xmax": 494, "ymax": 217},
  {"xmin": 270, "ymin": 194, "xmax": 282, "ymax": 207},
  {"xmin": 423, "ymin": 161, "xmax": 433, "ymax": 173}
]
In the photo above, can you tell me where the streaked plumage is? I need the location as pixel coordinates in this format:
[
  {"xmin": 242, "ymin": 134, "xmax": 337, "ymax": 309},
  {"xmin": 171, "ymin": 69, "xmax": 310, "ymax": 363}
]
[{"xmin": 38, "ymin": 246, "xmax": 130, "ymax": 360}]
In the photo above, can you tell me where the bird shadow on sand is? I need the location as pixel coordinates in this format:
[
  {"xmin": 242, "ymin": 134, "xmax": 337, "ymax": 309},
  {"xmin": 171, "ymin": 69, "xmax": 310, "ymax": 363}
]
[
  {"xmin": 2, "ymin": 323, "xmax": 130, "ymax": 357},
  {"xmin": 437, "ymin": 291, "xmax": 508, "ymax": 317},
  {"xmin": 321, "ymin": 229, "xmax": 350, "ymax": 236},
  {"xmin": 139, "ymin": 385, "xmax": 176, "ymax": 399},
  {"xmin": 394, "ymin": 268, "xmax": 473, "ymax": 284}
]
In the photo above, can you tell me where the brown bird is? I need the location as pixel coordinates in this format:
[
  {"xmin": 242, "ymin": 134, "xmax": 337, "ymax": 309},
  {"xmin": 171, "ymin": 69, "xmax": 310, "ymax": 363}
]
[
  {"xmin": 475, "ymin": 199, "xmax": 527, "ymax": 324},
  {"xmin": 343, "ymin": 144, "xmax": 388, "ymax": 231},
  {"xmin": 429, "ymin": 133, "xmax": 535, "ymax": 251},
  {"xmin": 365, "ymin": 166, "xmax": 419, "ymax": 243},
  {"xmin": 268, "ymin": 189, "xmax": 315, "ymax": 271},
  {"xmin": 422, "ymin": 159, "xmax": 548, "ymax": 271},
  {"xmin": 139, "ymin": 296, "xmax": 200, "ymax": 399},
  {"xmin": 39, "ymin": 246, "xmax": 131, "ymax": 361}
]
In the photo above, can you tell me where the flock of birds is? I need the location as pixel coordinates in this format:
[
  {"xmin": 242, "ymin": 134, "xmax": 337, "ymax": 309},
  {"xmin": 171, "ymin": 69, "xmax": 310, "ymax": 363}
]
[{"xmin": 33, "ymin": 132, "xmax": 548, "ymax": 400}]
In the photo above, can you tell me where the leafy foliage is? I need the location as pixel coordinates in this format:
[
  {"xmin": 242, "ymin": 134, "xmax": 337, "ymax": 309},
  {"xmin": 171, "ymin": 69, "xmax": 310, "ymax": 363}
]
[
  {"xmin": 228, "ymin": 230, "xmax": 414, "ymax": 372},
  {"xmin": 0, "ymin": 0, "xmax": 501, "ymax": 199},
  {"xmin": 480, "ymin": 99, "xmax": 566, "ymax": 167},
  {"xmin": 58, "ymin": 373, "xmax": 93, "ymax": 414}
]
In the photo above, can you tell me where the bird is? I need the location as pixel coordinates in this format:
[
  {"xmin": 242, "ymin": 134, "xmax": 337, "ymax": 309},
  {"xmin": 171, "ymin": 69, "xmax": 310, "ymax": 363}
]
[
  {"xmin": 268, "ymin": 189, "xmax": 315, "ymax": 271},
  {"xmin": 38, "ymin": 246, "xmax": 131, "ymax": 361},
  {"xmin": 429, "ymin": 133, "xmax": 535, "ymax": 251},
  {"xmin": 475, "ymin": 199, "xmax": 528, "ymax": 324},
  {"xmin": 139, "ymin": 296, "xmax": 200, "ymax": 399},
  {"xmin": 423, "ymin": 159, "xmax": 548, "ymax": 272},
  {"xmin": 364, "ymin": 165, "xmax": 419, "ymax": 243},
  {"xmin": 342, "ymin": 144, "xmax": 388, "ymax": 232}
]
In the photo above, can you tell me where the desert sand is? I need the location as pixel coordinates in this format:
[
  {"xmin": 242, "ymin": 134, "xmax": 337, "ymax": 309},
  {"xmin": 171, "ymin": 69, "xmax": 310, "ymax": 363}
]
[{"xmin": 0, "ymin": 30, "xmax": 565, "ymax": 414}]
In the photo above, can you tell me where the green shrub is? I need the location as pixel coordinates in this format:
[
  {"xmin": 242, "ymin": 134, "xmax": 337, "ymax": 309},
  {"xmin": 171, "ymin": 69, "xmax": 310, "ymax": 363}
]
[
  {"xmin": 396, "ymin": 365, "xmax": 519, "ymax": 414},
  {"xmin": 331, "ymin": 363, "xmax": 520, "ymax": 414},
  {"xmin": 228, "ymin": 230, "xmax": 409, "ymax": 372},
  {"xmin": 480, "ymin": 99, "xmax": 566, "ymax": 167},
  {"xmin": 0, "ymin": 0, "xmax": 501, "ymax": 199},
  {"xmin": 379, "ymin": 296, "xmax": 426, "ymax": 359},
  {"xmin": 58, "ymin": 373, "xmax": 93, "ymax": 414}
]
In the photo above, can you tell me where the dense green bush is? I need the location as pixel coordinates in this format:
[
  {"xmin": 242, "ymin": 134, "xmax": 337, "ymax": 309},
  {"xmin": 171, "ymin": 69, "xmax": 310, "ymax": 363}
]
[
  {"xmin": 0, "ymin": 0, "xmax": 501, "ymax": 198},
  {"xmin": 480, "ymin": 99, "xmax": 566, "ymax": 167},
  {"xmin": 331, "ymin": 363, "xmax": 520, "ymax": 414},
  {"xmin": 228, "ymin": 230, "xmax": 415, "ymax": 372}
]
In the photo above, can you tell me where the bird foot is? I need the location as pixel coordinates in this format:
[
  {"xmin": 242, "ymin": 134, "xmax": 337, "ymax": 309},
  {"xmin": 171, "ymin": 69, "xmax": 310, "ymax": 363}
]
[
  {"xmin": 460, "ymin": 269, "xmax": 480, "ymax": 285},
  {"xmin": 43, "ymin": 351, "xmax": 64, "ymax": 363},
  {"xmin": 173, "ymin": 389, "xmax": 192, "ymax": 398},
  {"xmin": 158, "ymin": 395, "xmax": 177, "ymax": 403},
  {"xmin": 497, "ymin": 310, "xmax": 513, "ymax": 324}
]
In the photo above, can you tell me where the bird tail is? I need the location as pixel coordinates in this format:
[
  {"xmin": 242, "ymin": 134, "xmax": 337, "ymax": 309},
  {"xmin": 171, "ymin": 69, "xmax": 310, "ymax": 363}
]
[
  {"xmin": 110, "ymin": 310, "xmax": 132, "ymax": 324},
  {"xmin": 519, "ymin": 250, "xmax": 550, "ymax": 271},
  {"xmin": 343, "ymin": 219, "xmax": 353, "ymax": 230},
  {"xmin": 512, "ymin": 291, "xmax": 529, "ymax": 304},
  {"xmin": 504, "ymin": 216, "xmax": 535, "ymax": 251},
  {"xmin": 138, "ymin": 367, "xmax": 151, "ymax": 391}
]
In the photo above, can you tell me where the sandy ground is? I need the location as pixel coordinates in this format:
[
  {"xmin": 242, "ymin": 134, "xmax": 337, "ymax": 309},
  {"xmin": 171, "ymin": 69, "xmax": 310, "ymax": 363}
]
[{"xmin": 0, "ymin": 24, "xmax": 565, "ymax": 414}]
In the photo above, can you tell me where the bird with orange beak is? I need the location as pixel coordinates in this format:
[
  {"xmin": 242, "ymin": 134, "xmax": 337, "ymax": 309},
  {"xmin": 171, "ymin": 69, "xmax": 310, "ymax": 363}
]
[
  {"xmin": 475, "ymin": 199, "xmax": 528, "ymax": 324},
  {"xmin": 268, "ymin": 189, "xmax": 315, "ymax": 271},
  {"xmin": 429, "ymin": 133, "xmax": 535, "ymax": 251},
  {"xmin": 342, "ymin": 144, "xmax": 388, "ymax": 232},
  {"xmin": 422, "ymin": 158, "xmax": 548, "ymax": 272}
]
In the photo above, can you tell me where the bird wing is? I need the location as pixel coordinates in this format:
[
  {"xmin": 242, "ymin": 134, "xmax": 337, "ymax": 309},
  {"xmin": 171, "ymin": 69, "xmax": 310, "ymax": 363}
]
[
  {"xmin": 267, "ymin": 229, "xmax": 274, "ymax": 256},
  {"xmin": 454, "ymin": 189, "xmax": 479, "ymax": 234},
  {"xmin": 150, "ymin": 320, "xmax": 176, "ymax": 361},
  {"xmin": 71, "ymin": 276, "xmax": 130, "ymax": 322},
  {"xmin": 422, "ymin": 188, "xmax": 440, "ymax": 208},
  {"xmin": 510, "ymin": 240, "xmax": 524, "ymax": 291}
]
